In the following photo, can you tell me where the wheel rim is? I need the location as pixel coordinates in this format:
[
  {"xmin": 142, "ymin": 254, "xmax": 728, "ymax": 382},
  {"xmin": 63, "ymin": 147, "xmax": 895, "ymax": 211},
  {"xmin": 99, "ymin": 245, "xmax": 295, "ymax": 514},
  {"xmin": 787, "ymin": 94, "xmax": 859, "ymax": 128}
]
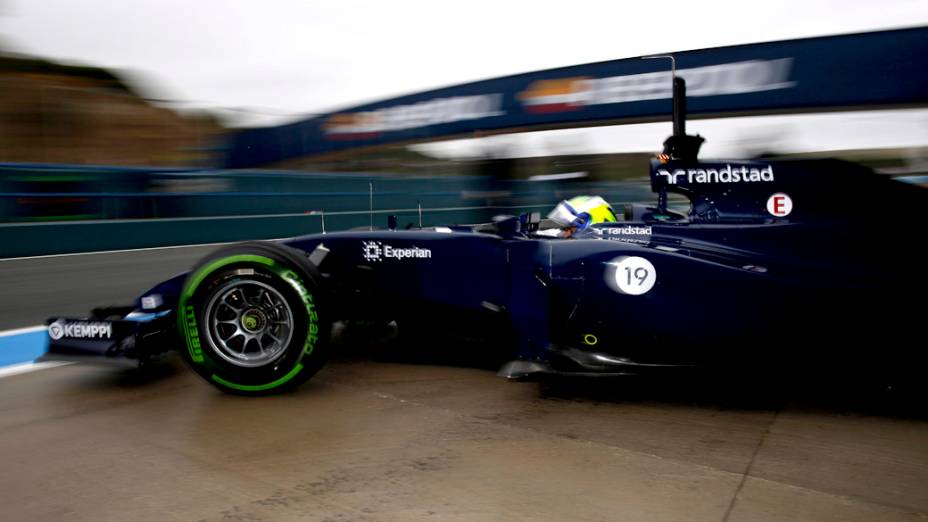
[{"xmin": 204, "ymin": 279, "xmax": 294, "ymax": 368}]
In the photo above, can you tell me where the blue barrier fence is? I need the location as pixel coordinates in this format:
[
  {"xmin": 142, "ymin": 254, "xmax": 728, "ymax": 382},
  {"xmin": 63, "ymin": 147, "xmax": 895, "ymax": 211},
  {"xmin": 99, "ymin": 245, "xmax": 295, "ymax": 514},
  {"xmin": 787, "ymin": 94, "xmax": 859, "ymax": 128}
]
[{"xmin": 0, "ymin": 163, "xmax": 654, "ymax": 257}]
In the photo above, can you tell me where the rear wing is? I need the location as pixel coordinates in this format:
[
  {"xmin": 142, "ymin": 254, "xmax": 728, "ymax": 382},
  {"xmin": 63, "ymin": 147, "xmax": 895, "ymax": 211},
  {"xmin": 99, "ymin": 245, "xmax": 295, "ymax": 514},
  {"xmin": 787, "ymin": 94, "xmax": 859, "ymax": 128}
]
[
  {"xmin": 649, "ymin": 157, "xmax": 924, "ymax": 224},
  {"xmin": 651, "ymin": 158, "xmax": 787, "ymax": 222}
]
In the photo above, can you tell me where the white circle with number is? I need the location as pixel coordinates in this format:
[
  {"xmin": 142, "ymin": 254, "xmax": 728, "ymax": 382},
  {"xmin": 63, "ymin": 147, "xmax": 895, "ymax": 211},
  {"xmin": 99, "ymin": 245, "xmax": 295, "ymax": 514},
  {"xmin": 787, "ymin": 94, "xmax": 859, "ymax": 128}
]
[{"xmin": 611, "ymin": 256, "xmax": 657, "ymax": 295}]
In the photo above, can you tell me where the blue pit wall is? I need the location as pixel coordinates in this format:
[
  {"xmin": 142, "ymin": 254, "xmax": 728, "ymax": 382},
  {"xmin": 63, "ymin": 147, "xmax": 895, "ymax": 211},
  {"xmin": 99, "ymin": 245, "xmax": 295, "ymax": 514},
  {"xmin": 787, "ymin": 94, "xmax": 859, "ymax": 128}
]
[{"xmin": 0, "ymin": 163, "xmax": 653, "ymax": 258}]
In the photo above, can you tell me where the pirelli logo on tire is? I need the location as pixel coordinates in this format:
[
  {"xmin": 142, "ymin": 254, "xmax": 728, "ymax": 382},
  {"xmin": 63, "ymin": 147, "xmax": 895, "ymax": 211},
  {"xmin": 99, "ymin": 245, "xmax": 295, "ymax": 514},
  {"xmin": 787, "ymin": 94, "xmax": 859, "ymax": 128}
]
[{"xmin": 183, "ymin": 305, "xmax": 204, "ymax": 362}]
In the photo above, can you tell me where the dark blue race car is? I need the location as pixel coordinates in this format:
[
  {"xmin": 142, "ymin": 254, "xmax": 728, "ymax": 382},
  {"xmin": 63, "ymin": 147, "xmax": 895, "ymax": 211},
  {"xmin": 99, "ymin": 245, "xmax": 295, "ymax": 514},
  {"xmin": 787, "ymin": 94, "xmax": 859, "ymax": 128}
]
[{"xmin": 42, "ymin": 77, "xmax": 928, "ymax": 395}]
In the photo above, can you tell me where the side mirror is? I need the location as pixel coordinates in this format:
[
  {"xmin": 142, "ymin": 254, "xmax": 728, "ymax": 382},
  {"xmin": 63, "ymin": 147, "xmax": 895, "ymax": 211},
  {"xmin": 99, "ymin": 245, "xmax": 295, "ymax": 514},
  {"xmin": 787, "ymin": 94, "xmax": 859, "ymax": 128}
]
[
  {"xmin": 519, "ymin": 212, "xmax": 541, "ymax": 232},
  {"xmin": 493, "ymin": 215, "xmax": 522, "ymax": 237}
]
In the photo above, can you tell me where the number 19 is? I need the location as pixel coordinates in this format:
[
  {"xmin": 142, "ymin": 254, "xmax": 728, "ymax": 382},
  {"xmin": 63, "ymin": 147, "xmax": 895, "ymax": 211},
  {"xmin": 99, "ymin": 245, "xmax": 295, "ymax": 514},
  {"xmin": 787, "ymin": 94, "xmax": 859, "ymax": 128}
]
[{"xmin": 625, "ymin": 266, "xmax": 649, "ymax": 286}]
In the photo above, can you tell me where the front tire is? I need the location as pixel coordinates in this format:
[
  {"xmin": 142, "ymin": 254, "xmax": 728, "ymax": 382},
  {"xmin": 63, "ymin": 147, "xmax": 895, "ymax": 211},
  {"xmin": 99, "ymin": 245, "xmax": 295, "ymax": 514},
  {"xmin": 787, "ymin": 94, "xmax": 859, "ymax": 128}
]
[{"xmin": 178, "ymin": 242, "xmax": 330, "ymax": 395}]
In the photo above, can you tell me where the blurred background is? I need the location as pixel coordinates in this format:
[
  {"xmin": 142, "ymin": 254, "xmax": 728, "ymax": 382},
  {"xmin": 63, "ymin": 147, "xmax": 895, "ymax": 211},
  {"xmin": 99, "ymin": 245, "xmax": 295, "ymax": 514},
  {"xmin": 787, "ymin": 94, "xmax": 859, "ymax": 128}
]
[{"xmin": 1, "ymin": 0, "xmax": 927, "ymax": 257}]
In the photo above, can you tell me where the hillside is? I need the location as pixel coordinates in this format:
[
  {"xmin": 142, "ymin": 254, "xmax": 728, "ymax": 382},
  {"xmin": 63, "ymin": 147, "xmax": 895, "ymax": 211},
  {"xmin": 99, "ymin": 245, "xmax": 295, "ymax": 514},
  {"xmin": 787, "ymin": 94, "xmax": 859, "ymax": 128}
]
[{"xmin": 0, "ymin": 54, "xmax": 223, "ymax": 166}]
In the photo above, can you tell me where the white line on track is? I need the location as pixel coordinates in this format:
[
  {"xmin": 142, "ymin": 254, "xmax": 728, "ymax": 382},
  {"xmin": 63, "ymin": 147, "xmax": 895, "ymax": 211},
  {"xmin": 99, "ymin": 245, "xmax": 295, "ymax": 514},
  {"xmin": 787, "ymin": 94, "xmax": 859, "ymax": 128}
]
[
  {"xmin": 0, "ymin": 325, "xmax": 46, "ymax": 337},
  {"xmin": 0, "ymin": 361, "xmax": 72, "ymax": 379}
]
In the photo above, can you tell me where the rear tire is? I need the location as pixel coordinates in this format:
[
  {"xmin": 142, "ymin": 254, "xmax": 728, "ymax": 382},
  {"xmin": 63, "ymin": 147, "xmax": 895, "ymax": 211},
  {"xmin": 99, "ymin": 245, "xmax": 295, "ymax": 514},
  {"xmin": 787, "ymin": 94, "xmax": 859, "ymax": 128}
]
[{"xmin": 177, "ymin": 242, "xmax": 330, "ymax": 395}]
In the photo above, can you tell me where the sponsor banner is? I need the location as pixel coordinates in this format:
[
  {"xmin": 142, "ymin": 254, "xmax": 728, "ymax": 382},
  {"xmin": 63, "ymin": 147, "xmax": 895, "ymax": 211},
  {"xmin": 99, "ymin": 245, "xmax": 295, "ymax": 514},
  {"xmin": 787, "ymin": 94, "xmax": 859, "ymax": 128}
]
[
  {"xmin": 225, "ymin": 27, "xmax": 928, "ymax": 168},
  {"xmin": 48, "ymin": 320, "xmax": 113, "ymax": 340},
  {"xmin": 519, "ymin": 59, "xmax": 793, "ymax": 113},
  {"xmin": 362, "ymin": 241, "xmax": 432, "ymax": 263},
  {"xmin": 656, "ymin": 164, "xmax": 775, "ymax": 186},
  {"xmin": 593, "ymin": 224, "xmax": 653, "ymax": 244},
  {"xmin": 324, "ymin": 95, "xmax": 503, "ymax": 139}
]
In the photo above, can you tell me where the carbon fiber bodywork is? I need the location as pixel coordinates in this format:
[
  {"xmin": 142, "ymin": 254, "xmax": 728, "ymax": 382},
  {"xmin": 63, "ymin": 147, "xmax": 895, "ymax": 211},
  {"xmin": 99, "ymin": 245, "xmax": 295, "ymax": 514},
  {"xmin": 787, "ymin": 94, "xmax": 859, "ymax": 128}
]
[{"xmin": 43, "ymin": 155, "xmax": 928, "ymax": 383}]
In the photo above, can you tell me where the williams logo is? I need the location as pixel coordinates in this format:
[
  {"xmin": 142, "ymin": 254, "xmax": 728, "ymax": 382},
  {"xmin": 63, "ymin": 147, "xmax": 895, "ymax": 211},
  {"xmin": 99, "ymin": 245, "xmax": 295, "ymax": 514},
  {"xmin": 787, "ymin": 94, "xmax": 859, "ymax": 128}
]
[
  {"xmin": 362, "ymin": 241, "xmax": 432, "ymax": 262},
  {"xmin": 48, "ymin": 320, "xmax": 112, "ymax": 340},
  {"xmin": 657, "ymin": 164, "xmax": 774, "ymax": 185}
]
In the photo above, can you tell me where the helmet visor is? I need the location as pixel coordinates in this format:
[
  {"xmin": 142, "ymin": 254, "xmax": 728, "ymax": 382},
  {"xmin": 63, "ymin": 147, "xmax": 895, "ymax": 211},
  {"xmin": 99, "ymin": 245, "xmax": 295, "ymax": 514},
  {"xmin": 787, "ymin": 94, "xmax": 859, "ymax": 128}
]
[{"xmin": 547, "ymin": 200, "xmax": 585, "ymax": 228}]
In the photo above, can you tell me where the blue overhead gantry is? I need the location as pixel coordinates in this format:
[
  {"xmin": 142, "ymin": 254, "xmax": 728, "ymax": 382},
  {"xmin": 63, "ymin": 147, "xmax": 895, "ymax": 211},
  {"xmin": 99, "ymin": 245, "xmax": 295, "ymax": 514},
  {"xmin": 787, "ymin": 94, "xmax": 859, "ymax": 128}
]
[{"xmin": 224, "ymin": 26, "xmax": 928, "ymax": 168}]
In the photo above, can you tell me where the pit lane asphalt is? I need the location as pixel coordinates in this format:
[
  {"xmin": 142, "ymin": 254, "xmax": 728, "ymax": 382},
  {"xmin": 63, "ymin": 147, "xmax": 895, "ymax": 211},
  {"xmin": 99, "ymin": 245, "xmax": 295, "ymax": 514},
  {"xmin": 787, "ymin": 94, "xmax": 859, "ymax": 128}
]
[
  {"xmin": 1, "ymin": 247, "xmax": 928, "ymax": 521},
  {"xmin": 0, "ymin": 245, "xmax": 217, "ymax": 330}
]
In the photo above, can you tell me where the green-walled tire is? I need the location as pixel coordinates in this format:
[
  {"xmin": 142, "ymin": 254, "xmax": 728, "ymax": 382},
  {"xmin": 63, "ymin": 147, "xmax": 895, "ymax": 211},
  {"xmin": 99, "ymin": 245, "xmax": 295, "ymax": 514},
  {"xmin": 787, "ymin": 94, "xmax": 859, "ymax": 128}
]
[{"xmin": 178, "ymin": 241, "xmax": 330, "ymax": 395}]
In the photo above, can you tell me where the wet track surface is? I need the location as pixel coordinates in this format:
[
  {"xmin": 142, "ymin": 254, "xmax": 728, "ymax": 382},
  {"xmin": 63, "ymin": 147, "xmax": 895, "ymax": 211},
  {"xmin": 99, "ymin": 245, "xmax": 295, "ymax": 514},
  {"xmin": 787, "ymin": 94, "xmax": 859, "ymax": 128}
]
[
  {"xmin": 2, "ymin": 246, "xmax": 928, "ymax": 521},
  {"xmin": 2, "ymin": 359, "xmax": 928, "ymax": 521}
]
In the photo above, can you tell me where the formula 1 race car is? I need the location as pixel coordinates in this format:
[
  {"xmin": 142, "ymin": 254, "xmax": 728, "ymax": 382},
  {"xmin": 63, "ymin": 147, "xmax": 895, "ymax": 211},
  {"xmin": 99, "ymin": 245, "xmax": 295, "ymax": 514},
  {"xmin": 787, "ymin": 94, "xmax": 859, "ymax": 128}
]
[{"xmin": 42, "ymin": 76, "xmax": 928, "ymax": 395}]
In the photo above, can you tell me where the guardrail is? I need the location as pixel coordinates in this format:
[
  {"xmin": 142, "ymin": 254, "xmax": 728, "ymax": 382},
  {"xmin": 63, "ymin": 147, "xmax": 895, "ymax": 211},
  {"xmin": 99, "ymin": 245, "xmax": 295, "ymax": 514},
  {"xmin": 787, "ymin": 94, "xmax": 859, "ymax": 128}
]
[
  {"xmin": 0, "ymin": 163, "xmax": 654, "ymax": 257},
  {"xmin": 0, "ymin": 164, "xmax": 506, "ymax": 221}
]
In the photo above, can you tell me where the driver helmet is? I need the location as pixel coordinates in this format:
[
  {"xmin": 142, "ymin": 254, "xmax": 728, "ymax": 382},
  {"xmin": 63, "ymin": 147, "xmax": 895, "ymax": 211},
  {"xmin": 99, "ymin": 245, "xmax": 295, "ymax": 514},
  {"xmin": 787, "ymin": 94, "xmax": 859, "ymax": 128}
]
[{"xmin": 547, "ymin": 195, "xmax": 618, "ymax": 231}]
